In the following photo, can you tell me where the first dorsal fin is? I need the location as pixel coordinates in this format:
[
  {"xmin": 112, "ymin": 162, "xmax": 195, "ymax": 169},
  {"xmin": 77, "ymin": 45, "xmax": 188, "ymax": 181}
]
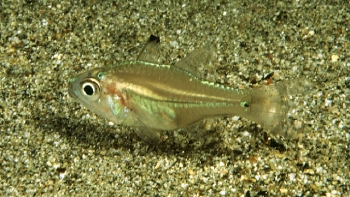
[{"xmin": 137, "ymin": 35, "xmax": 161, "ymax": 64}]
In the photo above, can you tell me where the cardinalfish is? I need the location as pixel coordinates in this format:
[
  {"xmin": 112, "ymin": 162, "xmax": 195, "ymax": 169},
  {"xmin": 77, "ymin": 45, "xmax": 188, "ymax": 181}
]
[{"xmin": 68, "ymin": 35, "xmax": 311, "ymax": 144}]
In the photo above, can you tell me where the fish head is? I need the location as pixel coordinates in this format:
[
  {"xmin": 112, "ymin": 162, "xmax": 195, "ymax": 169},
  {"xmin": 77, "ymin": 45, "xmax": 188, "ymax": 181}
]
[{"xmin": 68, "ymin": 68, "xmax": 122, "ymax": 123}]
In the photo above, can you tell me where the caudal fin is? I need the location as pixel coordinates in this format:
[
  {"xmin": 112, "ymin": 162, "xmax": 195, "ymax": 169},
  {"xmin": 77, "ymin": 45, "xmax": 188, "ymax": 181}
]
[{"xmin": 248, "ymin": 78, "xmax": 313, "ymax": 138}]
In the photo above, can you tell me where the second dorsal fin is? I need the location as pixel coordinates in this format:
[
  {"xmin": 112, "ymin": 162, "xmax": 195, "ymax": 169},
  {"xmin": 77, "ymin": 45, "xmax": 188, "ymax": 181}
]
[{"xmin": 174, "ymin": 43, "xmax": 216, "ymax": 79}]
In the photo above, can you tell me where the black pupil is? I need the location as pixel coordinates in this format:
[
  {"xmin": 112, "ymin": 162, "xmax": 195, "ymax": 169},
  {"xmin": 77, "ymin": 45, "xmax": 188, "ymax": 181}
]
[{"xmin": 84, "ymin": 85, "xmax": 94, "ymax": 96}]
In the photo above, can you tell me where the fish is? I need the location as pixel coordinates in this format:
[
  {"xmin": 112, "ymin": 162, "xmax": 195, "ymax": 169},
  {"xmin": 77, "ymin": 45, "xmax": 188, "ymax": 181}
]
[{"xmin": 68, "ymin": 35, "xmax": 311, "ymax": 144}]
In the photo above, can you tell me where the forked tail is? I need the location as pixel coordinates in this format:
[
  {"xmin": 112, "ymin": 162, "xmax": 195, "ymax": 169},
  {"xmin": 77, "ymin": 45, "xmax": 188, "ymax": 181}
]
[{"xmin": 247, "ymin": 78, "xmax": 313, "ymax": 137}]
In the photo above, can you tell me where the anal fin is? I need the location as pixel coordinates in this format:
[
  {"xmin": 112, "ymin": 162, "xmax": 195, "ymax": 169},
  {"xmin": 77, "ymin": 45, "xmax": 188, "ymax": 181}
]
[{"xmin": 134, "ymin": 128, "xmax": 161, "ymax": 145}]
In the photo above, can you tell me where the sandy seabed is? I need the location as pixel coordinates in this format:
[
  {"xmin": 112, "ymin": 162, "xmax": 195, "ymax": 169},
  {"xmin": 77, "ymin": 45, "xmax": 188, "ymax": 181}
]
[{"xmin": 0, "ymin": 0, "xmax": 349, "ymax": 196}]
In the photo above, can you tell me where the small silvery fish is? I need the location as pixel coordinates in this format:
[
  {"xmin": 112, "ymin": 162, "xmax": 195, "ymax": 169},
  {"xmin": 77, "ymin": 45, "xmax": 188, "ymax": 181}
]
[{"xmin": 68, "ymin": 35, "xmax": 311, "ymax": 144}]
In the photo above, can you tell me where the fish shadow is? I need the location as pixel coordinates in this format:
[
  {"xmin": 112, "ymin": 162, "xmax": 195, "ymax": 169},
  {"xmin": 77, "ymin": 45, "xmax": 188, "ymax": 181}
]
[{"xmin": 40, "ymin": 115, "xmax": 244, "ymax": 159}]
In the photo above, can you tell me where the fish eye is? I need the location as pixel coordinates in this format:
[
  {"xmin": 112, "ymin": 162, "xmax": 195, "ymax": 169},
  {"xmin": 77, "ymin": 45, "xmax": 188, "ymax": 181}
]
[
  {"xmin": 82, "ymin": 83, "xmax": 95, "ymax": 95},
  {"xmin": 81, "ymin": 79, "xmax": 101, "ymax": 101}
]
